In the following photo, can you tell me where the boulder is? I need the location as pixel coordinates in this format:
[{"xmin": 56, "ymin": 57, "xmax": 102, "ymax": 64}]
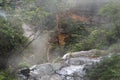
[{"xmin": 19, "ymin": 49, "xmax": 104, "ymax": 80}]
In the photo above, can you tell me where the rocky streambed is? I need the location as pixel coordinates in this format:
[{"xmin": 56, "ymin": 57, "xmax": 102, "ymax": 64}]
[{"xmin": 18, "ymin": 49, "xmax": 106, "ymax": 80}]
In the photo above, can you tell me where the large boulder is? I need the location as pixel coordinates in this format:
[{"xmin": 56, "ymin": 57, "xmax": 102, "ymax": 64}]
[{"xmin": 19, "ymin": 49, "xmax": 104, "ymax": 80}]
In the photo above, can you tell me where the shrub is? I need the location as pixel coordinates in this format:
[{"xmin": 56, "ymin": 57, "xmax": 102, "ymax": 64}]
[
  {"xmin": 0, "ymin": 16, "xmax": 28, "ymax": 56},
  {"xmin": 99, "ymin": 1, "xmax": 120, "ymax": 41},
  {"xmin": 62, "ymin": 18, "xmax": 90, "ymax": 52},
  {"xmin": 18, "ymin": 62, "xmax": 31, "ymax": 68},
  {"xmin": 0, "ymin": 70, "xmax": 17, "ymax": 80},
  {"xmin": 86, "ymin": 54, "xmax": 120, "ymax": 80},
  {"xmin": 108, "ymin": 43, "xmax": 120, "ymax": 54},
  {"xmin": 0, "ymin": 16, "xmax": 28, "ymax": 69},
  {"xmin": 68, "ymin": 29, "xmax": 110, "ymax": 52}
]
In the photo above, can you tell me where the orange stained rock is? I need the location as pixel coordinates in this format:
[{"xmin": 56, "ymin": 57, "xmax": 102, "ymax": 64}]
[{"xmin": 58, "ymin": 33, "xmax": 69, "ymax": 46}]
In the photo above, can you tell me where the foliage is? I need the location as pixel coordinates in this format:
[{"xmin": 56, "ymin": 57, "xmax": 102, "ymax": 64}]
[
  {"xmin": 57, "ymin": 18, "xmax": 90, "ymax": 52},
  {"xmin": 0, "ymin": 16, "xmax": 28, "ymax": 56},
  {"xmin": 18, "ymin": 62, "xmax": 31, "ymax": 68},
  {"xmin": 67, "ymin": 28, "xmax": 108, "ymax": 52},
  {"xmin": 69, "ymin": 26, "xmax": 120, "ymax": 52},
  {"xmin": 68, "ymin": 18, "xmax": 89, "ymax": 37},
  {"xmin": 108, "ymin": 43, "xmax": 120, "ymax": 54},
  {"xmin": 64, "ymin": 18, "xmax": 89, "ymax": 35},
  {"xmin": 0, "ymin": 0, "xmax": 14, "ymax": 10},
  {"xmin": 86, "ymin": 54, "xmax": 120, "ymax": 80},
  {"xmin": 99, "ymin": 1, "xmax": 120, "ymax": 39},
  {"xmin": 0, "ymin": 0, "xmax": 50, "ymax": 30},
  {"xmin": 99, "ymin": 1, "xmax": 120, "ymax": 22},
  {"xmin": 0, "ymin": 70, "xmax": 17, "ymax": 80},
  {"xmin": 10, "ymin": 0, "xmax": 48, "ymax": 27},
  {"xmin": 65, "ymin": 1, "xmax": 120, "ymax": 52}
]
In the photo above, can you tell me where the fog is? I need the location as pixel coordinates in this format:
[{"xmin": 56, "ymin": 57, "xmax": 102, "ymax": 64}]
[{"xmin": 5, "ymin": 0, "xmax": 120, "ymax": 69}]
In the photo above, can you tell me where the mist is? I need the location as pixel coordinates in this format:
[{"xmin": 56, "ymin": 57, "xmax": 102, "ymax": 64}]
[{"xmin": 4, "ymin": 0, "xmax": 120, "ymax": 69}]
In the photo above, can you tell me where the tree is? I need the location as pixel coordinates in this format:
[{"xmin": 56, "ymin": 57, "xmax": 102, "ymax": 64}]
[
  {"xmin": 87, "ymin": 54, "xmax": 120, "ymax": 80},
  {"xmin": 99, "ymin": 1, "xmax": 120, "ymax": 39},
  {"xmin": 0, "ymin": 16, "xmax": 28, "ymax": 69}
]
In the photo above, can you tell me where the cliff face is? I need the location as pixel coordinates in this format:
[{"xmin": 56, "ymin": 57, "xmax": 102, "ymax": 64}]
[{"xmin": 18, "ymin": 49, "xmax": 106, "ymax": 80}]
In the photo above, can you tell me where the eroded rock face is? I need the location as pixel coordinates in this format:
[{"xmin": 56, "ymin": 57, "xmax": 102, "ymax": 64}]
[{"xmin": 19, "ymin": 49, "xmax": 104, "ymax": 80}]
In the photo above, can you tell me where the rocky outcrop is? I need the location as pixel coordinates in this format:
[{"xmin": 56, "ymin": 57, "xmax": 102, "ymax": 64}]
[{"xmin": 19, "ymin": 49, "xmax": 105, "ymax": 80}]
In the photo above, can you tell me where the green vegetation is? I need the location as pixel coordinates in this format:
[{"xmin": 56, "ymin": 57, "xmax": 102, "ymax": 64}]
[
  {"xmin": 0, "ymin": 0, "xmax": 120, "ymax": 79},
  {"xmin": 0, "ymin": 16, "xmax": 28, "ymax": 56},
  {"xmin": 86, "ymin": 54, "xmax": 120, "ymax": 80},
  {"xmin": 85, "ymin": 2, "xmax": 120, "ymax": 80},
  {"xmin": 99, "ymin": 1, "xmax": 120, "ymax": 40},
  {"xmin": 0, "ymin": 16, "xmax": 28, "ymax": 80},
  {"xmin": 64, "ymin": 1, "xmax": 120, "ymax": 53},
  {"xmin": 0, "ymin": 70, "xmax": 17, "ymax": 80},
  {"xmin": 0, "ymin": 1, "xmax": 29, "ymax": 78},
  {"xmin": 69, "ymin": 28, "xmax": 115, "ymax": 52},
  {"xmin": 63, "ymin": 18, "xmax": 90, "ymax": 52},
  {"xmin": 59, "ymin": 2, "xmax": 120, "ymax": 79}
]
